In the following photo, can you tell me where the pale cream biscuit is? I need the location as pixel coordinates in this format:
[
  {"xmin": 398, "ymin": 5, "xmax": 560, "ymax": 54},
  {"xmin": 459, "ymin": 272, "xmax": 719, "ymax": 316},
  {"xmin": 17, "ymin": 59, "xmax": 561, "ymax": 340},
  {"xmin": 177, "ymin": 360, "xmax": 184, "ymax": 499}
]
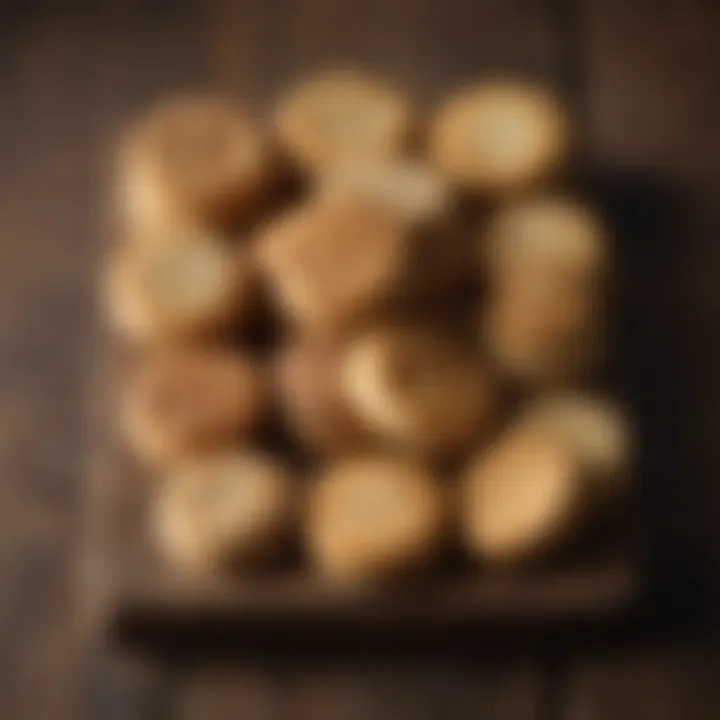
[
  {"xmin": 461, "ymin": 428, "xmax": 585, "ymax": 563},
  {"xmin": 121, "ymin": 349, "xmax": 268, "ymax": 465},
  {"xmin": 342, "ymin": 329, "xmax": 494, "ymax": 458},
  {"xmin": 430, "ymin": 80, "xmax": 569, "ymax": 194},
  {"xmin": 275, "ymin": 71, "xmax": 412, "ymax": 175},
  {"xmin": 153, "ymin": 450, "xmax": 296, "ymax": 572},
  {"xmin": 117, "ymin": 96, "xmax": 276, "ymax": 231},
  {"xmin": 307, "ymin": 456, "xmax": 445, "ymax": 584},
  {"xmin": 257, "ymin": 195, "xmax": 409, "ymax": 330},
  {"xmin": 275, "ymin": 335, "xmax": 372, "ymax": 455},
  {"xmin": 105, "ymin": 230, "xmax": 256, "ymax": 343}
]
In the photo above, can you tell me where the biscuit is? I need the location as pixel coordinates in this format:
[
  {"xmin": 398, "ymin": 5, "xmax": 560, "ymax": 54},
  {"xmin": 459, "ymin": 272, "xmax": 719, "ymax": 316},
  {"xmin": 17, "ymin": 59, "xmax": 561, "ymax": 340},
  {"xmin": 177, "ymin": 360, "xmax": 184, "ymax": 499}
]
[
  {"xmin": 106, "ymin": 230, "xmax": 257, "ymax": 343},
  {"xmin": 342, "ymin": 329, "xmax": 494, "ymax": 458},
  {"xmin": 257, "ymin": 195, "xmax": 408, "ymax": 330},
  {"xmin": 275, "ymin": 334, "xmax": 372, "ymax": 455},
  {"xmin": 153, "ymin": 450, "xmax": 296, "ymax": 572},
  {"xmin": 320, "ymin": 161, "xmax": 472, "ymax": 305},
  {"xmin": 519, "ymin": 393, "xmax": 631, "ymax": 500},
  {"xmin": 430, "ymin": 81, "xmax": 569, "ymax": 194},
  {"xmin": 275, "ymin": 71, "xmax": 411, "ymax": 175},
  {"xmin": 117, "ymin": 96, "xmax": 276, "ymax": 231},
  {"xmin": 121, "ymin": 349, "xmax": 268, "ymax": 465},
  {"xmin": 307, "ymin": 456, "xmax": 445, "ymax": 584},
  {"xmin": 482, "ymin": 276, "xmax": 603, "ymax": 388},
  {"xmin": 483, "ymin": 196, "xmax": 608, "ymax": 291},
  {"xmin": 461, "ymin": 428, "xmax": 585, "ymax": 563}
]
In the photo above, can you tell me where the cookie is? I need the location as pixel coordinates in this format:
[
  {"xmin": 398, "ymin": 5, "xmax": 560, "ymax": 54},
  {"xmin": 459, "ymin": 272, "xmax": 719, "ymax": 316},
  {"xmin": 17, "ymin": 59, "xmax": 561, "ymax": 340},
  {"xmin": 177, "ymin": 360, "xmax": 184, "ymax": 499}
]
[
  {"xmin": 121, "ymin": 349, "xmax": 268, "ymax": 465},
  {"xmin": 481, "ymin": 275, "xmax": 603, "ymax": 387},
  {"xmin": 275, "ymin": 71, "xmax": 412, "ymax": 175},
  {"xmin": 342, "ymin": 329, "xmax": 494, "ymax": 458},
  {"xmin": 307, "ymin": 456, "xmax": 445, "ymax": 584},
  {"xmin": 461, "ymin": 427, "xmax": 585, "ymax": 564},
  {"xmin": 483, "ymin": 196, "xmax": 608, "ymax": 292},
  {"xmin": 430, "ymin": 80, "xmax": 569, "ymax": 194},
  {"xmin": 519, "ymin": 393, "xmax": 631, "ymax": 500},
  {"xmin": 153, "ymin": 450, "xmax": 296, "ymax": 572},
  {"xmin": 117, "ymin": 96, "xmax": 276, "ymax": 231},
  {"xmin": 275, "ymin": 334, "xmax": 372, "ymax": 455},
  {"xmin": 106, "ymin": 230, "xmax": 257, "ymax": 343},
  {"xmin": 257, "ymin": 194, "xmax": 408, "ymax": 330},
  {"xmin": 319, "ymin": 160, "xmax": 471, "ymax": 301}
]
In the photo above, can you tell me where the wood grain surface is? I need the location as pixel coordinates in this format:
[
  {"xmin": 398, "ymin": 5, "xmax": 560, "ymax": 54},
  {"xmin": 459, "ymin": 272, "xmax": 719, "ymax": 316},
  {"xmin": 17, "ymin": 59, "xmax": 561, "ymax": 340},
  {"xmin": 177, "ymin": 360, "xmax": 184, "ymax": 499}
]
[{"xmin": 0, "ymin": 0, "xmax": 719, "ymax": 719}]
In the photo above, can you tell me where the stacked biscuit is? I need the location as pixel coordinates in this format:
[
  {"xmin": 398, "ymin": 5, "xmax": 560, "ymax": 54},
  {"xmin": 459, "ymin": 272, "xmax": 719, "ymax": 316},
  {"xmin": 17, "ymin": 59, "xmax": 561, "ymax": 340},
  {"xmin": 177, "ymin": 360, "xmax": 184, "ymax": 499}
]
[{"xmin": 107, "ymin": 71, "xmax": 631, "ymax": 585}]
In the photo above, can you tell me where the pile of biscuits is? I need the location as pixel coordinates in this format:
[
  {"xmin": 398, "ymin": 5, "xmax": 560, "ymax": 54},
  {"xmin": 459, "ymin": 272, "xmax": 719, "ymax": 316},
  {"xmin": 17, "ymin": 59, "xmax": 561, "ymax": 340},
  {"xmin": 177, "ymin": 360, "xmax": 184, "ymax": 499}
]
[{"xmin": 107, "ymin": 71, "xmax": 631, "ymax": 586}]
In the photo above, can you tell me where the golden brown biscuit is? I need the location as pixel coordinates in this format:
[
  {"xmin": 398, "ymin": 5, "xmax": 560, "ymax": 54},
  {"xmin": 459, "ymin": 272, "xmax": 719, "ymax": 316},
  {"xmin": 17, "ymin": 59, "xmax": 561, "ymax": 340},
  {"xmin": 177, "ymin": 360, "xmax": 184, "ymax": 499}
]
[
  {"xmin": 430, "ymin": 80, "xmax": 569, "ymax": 194},
  {"xmin": 483, "ymin": 196, "xmax": 608, "ymax": 291},
  {"xmin": 117, "ymin": 96, "xmax": 276, "ymax": 231},
  {"xmin": 519, "ymin": 393, "xmax": 631, "ymax": 500},
  {"xmin": 153, "ymin": 450, "xmax": 296, "ymax": 572},
  {"xmin": 461, "ymin": 428, "xmax": 585, "ymax": 563},
  {"xmin": 307, "ymin": 456, "xmax": 445, "ymax": 584},
  {"xmin": 257, "ymin": 195, "xmax": 409, "ymax": 330},
  {"xmin": 121, "ymin": 349, "xmax": 268, "ymax": 465},
  {"xmin": 275, "ymin": 335, "xmax": 372, "ymax": 455},
  {"xmin": 275, "ymin": 71, "xmax": 412, "ymax": 174},
  {"xmin": 481, "ymin": 277, "xmax": 602, "ymax": 388},
  {"xmin": 105, "ymin": 230, "xmax": 257, "ymax": 343},
  {"xmin": 480, "ymin": 198, "xmax": 607, "ymax": 385},
  {"xmin": 342, "ymin": 329, "xmax": 494, "ymax": 458},
  {"xmin": 319, "ymin": 160, "xmax": 470, "ymax": 302}
]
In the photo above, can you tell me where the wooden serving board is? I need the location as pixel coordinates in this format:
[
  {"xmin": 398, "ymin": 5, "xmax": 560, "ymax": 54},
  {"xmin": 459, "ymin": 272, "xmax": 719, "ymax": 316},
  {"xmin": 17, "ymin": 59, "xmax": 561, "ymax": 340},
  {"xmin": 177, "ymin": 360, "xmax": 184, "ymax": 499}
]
[{"xmin": 83, "ymin": 0, "xmax": 653, "ymax": 647}]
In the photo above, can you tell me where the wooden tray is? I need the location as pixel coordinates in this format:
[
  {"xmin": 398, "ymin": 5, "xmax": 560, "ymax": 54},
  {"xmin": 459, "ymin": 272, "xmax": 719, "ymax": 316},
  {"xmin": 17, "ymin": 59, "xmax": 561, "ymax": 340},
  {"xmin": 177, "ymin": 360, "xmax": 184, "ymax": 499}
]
[{"xmin": 85, "ymin": 43, "xmax": 655, "ymax": 642}]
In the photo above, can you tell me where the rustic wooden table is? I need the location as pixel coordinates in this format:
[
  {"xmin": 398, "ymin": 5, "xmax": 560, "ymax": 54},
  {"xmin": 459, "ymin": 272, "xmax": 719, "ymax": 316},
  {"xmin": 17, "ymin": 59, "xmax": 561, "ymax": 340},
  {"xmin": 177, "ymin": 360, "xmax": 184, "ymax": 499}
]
[{"xmin": 2, "ymin": 0, "xmax": 720, "ymax": 717}]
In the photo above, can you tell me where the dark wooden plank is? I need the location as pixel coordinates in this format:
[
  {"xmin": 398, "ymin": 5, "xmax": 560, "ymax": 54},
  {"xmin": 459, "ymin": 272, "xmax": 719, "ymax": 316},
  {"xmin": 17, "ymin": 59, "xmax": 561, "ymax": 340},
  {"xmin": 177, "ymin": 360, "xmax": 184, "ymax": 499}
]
[
  {"xmin": 559, "ymin": 0, "xmax": 720, "ymax": 716},
  {"xmin": 0, "ymin": 1, "xmax": 206, "ymax": 718},
  {"xmin": 199, "ymin": 0, "xmax": 562, "ymax": 104},
  {"xmin": 83, "ymin": 646, "xmax": 173, "ymax": 720},
  {"xmin": 571, "ymin": 0, "xmax": 720, "ymax": 626},
  {"xmin": 0, "ymin": 6, "xmax": 106, "ymax": 718},
  {"xmin": 169, "ymin": 658, "xmax": 544, "ymax": 720},
  {"xmin": 172, "ymin": 663, "xmax": 281, "ymax": 720},
  {"xmin": 281, "ymin": 660, "xmax": 544, "ymax": 720},
  {"xmin": 562, "ymin": 646, "xmax": 720, "ymax": 720}
]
